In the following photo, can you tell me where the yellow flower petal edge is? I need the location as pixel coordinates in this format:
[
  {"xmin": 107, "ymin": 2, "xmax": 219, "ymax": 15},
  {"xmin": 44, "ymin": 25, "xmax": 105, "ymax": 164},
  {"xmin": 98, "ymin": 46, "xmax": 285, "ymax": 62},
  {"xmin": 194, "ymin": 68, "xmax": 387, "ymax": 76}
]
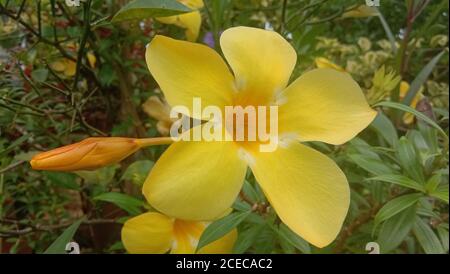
[
  {"xmin": 121, "ymin": 212, "xmax": 174, "ymax": 254},
  {"xmin": 145, "ymin": 35, "xmax": 235, "ymax": 119},
  {"xmin": 248, "ymin": 141, "xmax": 350, "ymax": 248},
  {"xmin": 143, "ymin": 139, "xmax": 248, "ymax": 221},
  {"xmin": 315, "ymin": 57, "xmax": 346, "ymax": 72},
  {"xmin": 278, "ymin": 68, "xmax": 377, "ymax": 145},
  {"xmin": 121, "ymin": 212, "xmax": 237, "ymax": 254},
  {"xmin": 220, "ymin": 26, "xmax": 297, "ymax": 105}
]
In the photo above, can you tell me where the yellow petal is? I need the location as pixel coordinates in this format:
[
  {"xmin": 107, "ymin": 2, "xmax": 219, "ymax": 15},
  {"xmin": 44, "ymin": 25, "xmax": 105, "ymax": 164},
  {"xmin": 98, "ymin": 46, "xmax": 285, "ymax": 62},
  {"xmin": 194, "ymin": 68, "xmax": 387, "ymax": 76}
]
[
  {"xmin": 171, "ymin": 220, "xmax": 205, "ymax": 254},
  {"xmin": 49, "ymin": 60, "xmax": 66, "ymax": 72},
  {"xmin": 87, "ymin": 51, "xmax": 96, "ymax": 68},
  {"xmin": 220, "ymin": 26, "xmax": 297, "ymax": 104},
  {"xmin": 64, "ymin": 59, "xmax": 77, "ymax": 77},
  {"xmin": 198, "ymin": 228, "xmax": 237, "ymax": 254},
  {"xmin": 314, "ymin": 57, "xmax": 345, "ymax": 72},
  {"xmin": 178, "ymin": 11, "xmax": 201, "ymax": 42},
  {"xmin": 341, "ymin": 5, "xmax": 379, "ymax": 18},
  {"xmin": 146, "ymin": 35, "xmax": 235, "ymax": 119},
  {"xmin": 248, "ymin": 142, "xmax": 350, "ymax": 248},
  {"xmin": 142, "ymin": 95, "xmax": 172, "ymax": 123},
  {"xmin": 179, "ymin": 0, "xmax": 204, "ymax": 9},
  {"xmin": 143, "ymin": 139, "xmax": 247, "ymax": 221},
  {"xmin": 278, "ymin": 68, "xmax": 377, "ymax": 145},
  {"xmin": 156, "ymin": 15, "xmax": 178, "ymax": 24},
  {"xmin": 121, "ymin": 212, "xmax": 174, "ymax": 254}
]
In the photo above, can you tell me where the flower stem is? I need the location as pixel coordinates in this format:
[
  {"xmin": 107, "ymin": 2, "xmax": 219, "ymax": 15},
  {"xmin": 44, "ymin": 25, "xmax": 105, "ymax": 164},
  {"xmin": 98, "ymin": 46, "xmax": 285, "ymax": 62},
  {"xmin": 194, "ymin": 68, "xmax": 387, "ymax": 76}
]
[{"xmin": 135, "ymin": 137, "xmax": 174, "ymax": 148}]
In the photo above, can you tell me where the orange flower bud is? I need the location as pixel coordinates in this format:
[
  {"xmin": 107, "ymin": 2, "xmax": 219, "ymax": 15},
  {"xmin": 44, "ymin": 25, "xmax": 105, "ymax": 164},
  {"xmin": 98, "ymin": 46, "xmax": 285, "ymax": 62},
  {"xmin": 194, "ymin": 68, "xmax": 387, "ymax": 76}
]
[{"xmin": 30, "ymin": 137, "xmax": 141, "ymax": 171}]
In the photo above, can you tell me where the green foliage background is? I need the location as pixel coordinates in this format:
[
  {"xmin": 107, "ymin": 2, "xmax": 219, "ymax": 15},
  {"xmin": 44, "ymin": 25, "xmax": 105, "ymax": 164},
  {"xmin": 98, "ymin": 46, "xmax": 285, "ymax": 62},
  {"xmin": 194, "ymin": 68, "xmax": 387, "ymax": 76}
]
[{"xmin": 0, "ymin": 0, "xmax": 448, "ymax": 254}]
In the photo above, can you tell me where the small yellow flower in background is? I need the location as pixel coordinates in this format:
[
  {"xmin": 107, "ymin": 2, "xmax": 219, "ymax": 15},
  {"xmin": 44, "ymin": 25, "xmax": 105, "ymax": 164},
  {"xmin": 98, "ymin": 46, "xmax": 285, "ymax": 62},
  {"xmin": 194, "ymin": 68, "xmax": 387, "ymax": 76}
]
[
  {"xmin": 121, "ymin": 212, "xmax": 237, "ymax": 254},
  {"xmin": 341, "ymin": 5, "xmax": 379, "ymax": 18},
  {"xmin": 157, "ymin": 0, "xmax": 204, "ymax": 42},
  {"xmin": 87, "ymin": 51, "xmax": 97, "ymax": 68},
  {"xmin": 357, "ymin": 37, "xmax": 372, "ymax": 52},
  {"xmin": 314, "ymin": 57, "xmax": 346, "ymax": 72},
  {"xmin": 142, "ymin": 95, "xmax": 174, "ymax": 136},
  {"xmin": 30, "ymin": 137, "xmax": 171, "ymax": 171},
  {"xmin": 399, "ymin": 81, "xmax": 424, "ymax": 125},
  {"xmin": 50, "ymin": 58, "xmax": 77, "ymax": 77},
  {"xmin": 143, "ymin": 26, "xmax": 376, "ymax": 247}
]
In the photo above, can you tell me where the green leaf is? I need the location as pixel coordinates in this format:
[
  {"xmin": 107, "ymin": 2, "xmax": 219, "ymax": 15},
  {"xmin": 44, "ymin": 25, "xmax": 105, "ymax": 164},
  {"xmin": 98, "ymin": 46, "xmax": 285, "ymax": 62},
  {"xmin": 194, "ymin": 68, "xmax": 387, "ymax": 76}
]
[
  {"xmin": 111, "ymin": 0, "xmax": 191, "ymax": 23},
  {"xmin": 44, "ymin": 171, "xmax": 80, "ymax": 190},
  {"xmin": 348, "ymin": 154, "xmax": 394, "ymax": 175},
  {"xmin": 370, "ymin": 112, "xmax": 398, "ymax": 147},
  {"xmin": 373, "ymin": 101, "xmax": 448, "ymax": 140},
  {"xmin": 94, "ymin": 192, "xmax": 144, "ymax": 215},
  {"xmin": 425, "ymin": 173, "xmax": 442, "ymax": 193},
  {"xmin": 121, "ymin": 160, "xmax": 153, "ymax": 186},
  {"xmin": 402, "ymin": 50, "xmax": 446, "ymax": 106},
  {"xmin": 44, "ymin": 218, "xmax": 84, "ymax": 254},
  {"xmin": 396, "ymin": 137, "xmax": 424, "ymax": 183},
  {"xmin": 75, "ymin": 164, "xmax": 119, "ymax": 185},
  {"xmin": 31, "ymin": 68, "xmax": 48, "ymax": 83},
  {"xmin": 233, "ymin": 224, "xmax": 265, "ymax": 254},
  {"xmin": 368, "ymin": 174, "xmax": 424, "ymax": 192},
  {"xmin": 429, "ymin": 184, "xmax": 449, "ymax": 204},
  {"xmin": 375, "ymin": 193, "xmax": 423, "ymax": 225},
  {"xmin": 378, "ymin": 204, "xmax": 417, "ymax": 253},
  {"xmin": 241, "ymin": 180, "xmax": 259, "ymax": 203},
  {"xmin": 277, "ymin": 223, "xmax": 311, "ymax": 254},
  {"xmin": 376, "ymin": 8, "xmax": 397, "ymax": 53},
  {"xmin": 437, "ymin": 226, "xmax": 449, "ymax": 252},
  {"xmin": 413, "ymin": 217, "xmax": 445, "ymax": 254},
  {"xmin": 196, "ymin": 211, "xmax": 251, "ymax": 252}
]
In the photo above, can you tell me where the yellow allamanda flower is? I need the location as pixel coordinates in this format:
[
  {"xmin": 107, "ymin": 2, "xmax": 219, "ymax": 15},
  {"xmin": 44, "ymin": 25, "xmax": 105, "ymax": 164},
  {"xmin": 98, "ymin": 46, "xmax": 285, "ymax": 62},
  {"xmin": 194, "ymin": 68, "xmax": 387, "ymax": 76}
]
[
  {"xmin": 157, "ymin": 0, "xmax": 204, "ymax": 42},
  {"xmin": 399, "ymin": 81, "xmax": 424, "ymax": 125},
  {"xmin": 121, "ymin": 212, "xmax": 237, "ymax": 254},
  {"xmin": 143, "ymin": 27, "xmax": 377, "ymax": 247},
  {"xmin": 30, "ymin": 137, "xmax": 172, "ymax": 171},
  {"xmin": 314, "ymin": 57, "xmax": 346, "ymax": 72}
]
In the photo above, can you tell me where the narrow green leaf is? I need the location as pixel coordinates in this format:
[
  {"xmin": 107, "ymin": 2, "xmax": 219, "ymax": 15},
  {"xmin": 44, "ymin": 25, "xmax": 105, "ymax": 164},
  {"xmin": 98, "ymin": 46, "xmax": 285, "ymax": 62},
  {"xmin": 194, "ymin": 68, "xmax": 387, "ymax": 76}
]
[
  {"xmin": 94, "ymin": 192, "xmax": 144, "ymax": 215},
  {"xmin": 429, "ymin": 184, "xmax": 449, "ymax": 204},
  {"xmin": 233, "ymin": 224, "xmax": 265, "ymax": 254},
  {"xmin": 413, "ymin": 217, "xmax": 445, "ymax": 254},
  {"xmin": 112, "ymin": 0, "xmax": 191, "ymax": 23},
  {"xmin": 374, "ymin": 101, "xmax": 448, "ymax": 140},
  {"xmin": 368, "ymin": 174, "xmax": 424, "ymax": 192},
  {"xmin": 402, "ymin": 51, "xmax": 446, "ymax": 106},
  {"xmin": 277, "ymin": 223, "xmax": 311, "ymax": 254},
  {"xmin": 44, "ymin": 171, "xmax": 80, "ymax": 190},
  {"xmin": 120, "ymin": 160, "xmax": 153, "ymax": 186},
  {"xmin": 378, "ymin": 205, "xmax": 417, "ymax": 253},
  {"xmin": 196, "ymin": 211, "xmax": 251, "ymax": 252},
  {"xmin": 437, "ymin": 226, "xmax": 449, "ymax": 252},
  {"xmin": 370, "ymin": 112, "xmax": 398, "ymax": 147},
  {"xmin": 44, "ymin": 218, "xmax": 84, "ymax": 254},
  {"xmin": 396, "ymin": 137, "xmax": 424, "ymax": 183},
  {"xmin": 348, "ymin": 154, "xmax": 394, "ymax": 175},
  {"xmin": 376, "ymin": 8, "xmax": 397, "ymax": 53},
  {"xmin": 375, "ymin": 193, "xmax": 423, "ymax": 224}
]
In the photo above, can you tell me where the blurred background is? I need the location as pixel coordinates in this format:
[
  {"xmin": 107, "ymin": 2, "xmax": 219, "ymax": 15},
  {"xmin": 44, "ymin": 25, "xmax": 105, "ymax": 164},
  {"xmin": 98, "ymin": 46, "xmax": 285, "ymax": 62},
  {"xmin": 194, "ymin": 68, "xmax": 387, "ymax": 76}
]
[{"xmin": 0, "ymin": 0, "xmax": 448, "ymax": 254}]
